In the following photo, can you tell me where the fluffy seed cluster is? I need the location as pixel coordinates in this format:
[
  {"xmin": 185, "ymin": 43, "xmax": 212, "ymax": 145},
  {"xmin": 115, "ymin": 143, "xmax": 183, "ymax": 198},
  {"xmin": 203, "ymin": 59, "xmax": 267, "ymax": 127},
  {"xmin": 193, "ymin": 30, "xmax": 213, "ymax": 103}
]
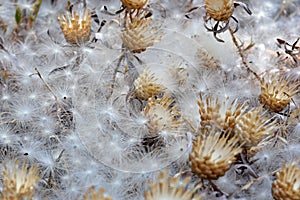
[
  {"xmin": 134, "ymin": 68, "xmax": 166, "ymax": 100},
  {"xmin": 189, "ymin": 131, "xmax": 242, "ymax": 179},
  {"xmin": 143, "ymin": 94, "xmax": 183, "ymax": 136},
  {"xmin": 122, "ymin": 10, "xmax": 163, "ymax": 53},
  {"xmin": 272, "ymin": 161, "xmax": 300, "ymax": 200},
  {"xmin": 144, "ymin": 170, "xmax": 202, "ymax": 200},
  {"xmin": 83, "ymin": 186, "xmax": 112, "ymax": 200},
  {"xmin": 120, "ymin": 0, "xmax": 148, "ymax": 10},
  {"xmin": 204, "ymin": 0, "xmax": 234, "ymax": 21},
  {"xmin": 58, "ymin": 8, "xmax": 92, "ymax": 44},
  {"xmin": 260, "ymin": 76, "xmax": 299, "ymax": 112},
  {"xmin": 0, "ymin": 161, "xmax": 40, "ymax": 200}
]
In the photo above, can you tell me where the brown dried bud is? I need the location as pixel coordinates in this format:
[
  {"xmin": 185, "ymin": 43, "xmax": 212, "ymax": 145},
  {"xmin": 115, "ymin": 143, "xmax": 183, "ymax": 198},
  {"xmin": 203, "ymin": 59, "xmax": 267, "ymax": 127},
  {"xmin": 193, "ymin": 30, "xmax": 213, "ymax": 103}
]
[
  {"xmin": 204, "ymin": 0, "xmax": 234, "ymax": 21},
  {"xmin": 120, "ymin": 0, "xmax": 148, "ymax": 10},
  {"xmin": 272, "ymin": 162, "xmax": 300, "ymax": 200},
  {"xmin": 260, "ymin": 76, "xmax": 299, "ymax": 112},
  {"xmin": 83, "ymin": 186, "xmax": 112, "ymax": 200},
  {"xmin": 58, "ymin": 9, "xmax": 92, "ymax": 44},
  {"xmin": 189, "ymin": 131, "xmax": 242, "ymax": 179}
]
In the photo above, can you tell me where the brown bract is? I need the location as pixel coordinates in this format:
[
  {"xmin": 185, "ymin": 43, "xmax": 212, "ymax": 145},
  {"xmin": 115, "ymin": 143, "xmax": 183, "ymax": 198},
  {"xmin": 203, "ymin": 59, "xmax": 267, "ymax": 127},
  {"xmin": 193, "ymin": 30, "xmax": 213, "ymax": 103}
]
[
  {"xmin": 82, "ymin": 186, "xmax": 112, "ymax": 200},
  {"xmin": 58, "ymin": 9, "xmax": 92, "ymax": 45},
  {"xmin": 272, "ymin": 162, "xmax": 300, "ymax": 200}
]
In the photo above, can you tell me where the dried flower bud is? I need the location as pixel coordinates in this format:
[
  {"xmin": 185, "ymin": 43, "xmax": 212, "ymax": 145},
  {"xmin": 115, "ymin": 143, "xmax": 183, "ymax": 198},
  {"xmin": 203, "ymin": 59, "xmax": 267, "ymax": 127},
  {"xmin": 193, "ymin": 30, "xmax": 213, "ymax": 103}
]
[
  {"xmin": 122, "ymin": 10, "xmax": 163, "ymax": 53},
  {"xmin": 143, "ymin": 94, "xmax": 183, "ymax": 136},
  {"xmin": 260, "ymin": 76, "xmax": 299, "ymax": 112},
  {"xmin": 58, "ymin": 9, "xmax": 92, "ymax": 44},
  {"xmin": 134, "ymin": 68, "xmax": 166, "ymax": 100},
  {"xmin": 197, "ymin": 93, "xmax": 246, "ymax": 135},
  {"xmin": 234, "ymin": 106, "xmax": 275, "ymax": 147},
  {"xmin": 0, "ymin": 161, "xmax": 40, "ymax": 200},
  {"xmin": 120, "ymin": 0, "xmax": 148, "ymax": 10},
  {"xmin": 204, "ymin": 0, "xmax": 234, "ymax": 21},
  {"xmin": 272, "ymin": 162, "xmax": 300, "ymax": 200},
  {"xmin": 83, "ymin": 186, "xmax": 112, "ymax": 200},
  {"xmin": 189, "ymin": 131, "xmax": 242, "ymax": 179},
  {"xmin": 144, "ymin": 170, "xmax": 202, "ymax": 200}
]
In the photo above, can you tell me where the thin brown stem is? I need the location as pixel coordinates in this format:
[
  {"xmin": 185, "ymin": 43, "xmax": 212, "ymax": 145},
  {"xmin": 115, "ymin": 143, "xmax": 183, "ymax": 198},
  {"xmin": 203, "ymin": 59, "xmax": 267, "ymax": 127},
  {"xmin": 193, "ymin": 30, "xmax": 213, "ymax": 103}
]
[{"xmin": 229, "ymin": 29, "xmax": 261, "ymax": 82}]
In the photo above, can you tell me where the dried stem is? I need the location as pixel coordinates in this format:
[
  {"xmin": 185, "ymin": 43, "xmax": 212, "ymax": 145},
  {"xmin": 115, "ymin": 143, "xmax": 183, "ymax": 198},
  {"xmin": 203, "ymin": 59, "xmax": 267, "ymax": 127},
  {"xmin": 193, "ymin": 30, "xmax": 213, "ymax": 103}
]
[{"xmin": 229, "ymin": 28, "xmax": 261, "ymax": 82}]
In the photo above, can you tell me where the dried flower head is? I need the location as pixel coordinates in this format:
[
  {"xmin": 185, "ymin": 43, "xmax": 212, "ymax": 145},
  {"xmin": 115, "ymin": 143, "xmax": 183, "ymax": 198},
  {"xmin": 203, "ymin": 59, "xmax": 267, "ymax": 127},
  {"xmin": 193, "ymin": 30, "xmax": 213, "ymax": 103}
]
[
  {"xmin": 134, "ymin": 68, "xmax": 166, "ymax": 100},
  {"xmin": 144, "ymin": 170, "xmax": 202, "ymax": 200},
  {"xmin": 197, "ymin": 93, "xmax": 246, "ymax": 135},
  {"xmin": 260, "ymin": 76, "xmax": 299, "ymax": 112},
  {"xmin": 83, "ymin": 186, "xmax": 112, "ymax": 200},
  {"xmin": 143, "ymin": 94, "xmax": 183, "ymax": 136},
  {"xmin": 120, "ymin": 0, "xmax": 148, "ymax": 10},
  {"xmin": 58, "ymin": 8, "xmax": 92, "ymax": 44},
  {"xmin": 272, "ymin": 161, "xmax": 300, "ymax": 200},
  {"xmin": 203, "ymin": 0, "xmax": 252, "ymax": 42},
  {"xmin": 204, "ymin": 0, "xmax": 234, "ymax": 21},
  {"xmin": 0, "ymin": 160, "xmax": 40, "ymax": 200},
  {"xmin": 234, "ymin": 106, "xmax": 276, "ymax": 147},
  {"xmin": 122, "ymin": 10, "xmax": 163, "ymax": 53},
  {"xmin": 189, "ymin": 131, "xmax": 242, "ymax": 179}
]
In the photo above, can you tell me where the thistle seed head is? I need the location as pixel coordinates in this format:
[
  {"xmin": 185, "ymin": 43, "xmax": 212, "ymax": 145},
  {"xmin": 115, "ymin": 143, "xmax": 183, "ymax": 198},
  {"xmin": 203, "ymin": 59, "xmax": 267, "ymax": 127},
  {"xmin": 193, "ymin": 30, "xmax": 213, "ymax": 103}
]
[
  {"xmin": 204, "ymin": 0, "xmax": 234, "ymax": 21},
  {"xmin": 144, "ymin": 170, "xmax": 202, "ymax": 200},
  {"xmin": 120, "ymin": 0, "xmax": 148, "ymax": 10},
  {"xmin": 134, "ymin": 68, "xmax": 166, "ymax": 101},
  {"xmin": 58, "ymin": 8, "xmax": 92, "ymax": 45},
  {"xmin": 189, "ymin": 131, "xmax": 242, "ymax": 179},
  {"xmin": 122, "ymin": 10, "xmax": 163, "ymax": 53},
  {"xmin": 260, "ymin": 76, "xmax": 299, "ymax": 112},
  {"xmin": 272, "ymin": 161, "xmax": 300, "ymax": 200},
  {"xmin": 83, "ymin": 186, "xmax": 112, "ymax": 200}
]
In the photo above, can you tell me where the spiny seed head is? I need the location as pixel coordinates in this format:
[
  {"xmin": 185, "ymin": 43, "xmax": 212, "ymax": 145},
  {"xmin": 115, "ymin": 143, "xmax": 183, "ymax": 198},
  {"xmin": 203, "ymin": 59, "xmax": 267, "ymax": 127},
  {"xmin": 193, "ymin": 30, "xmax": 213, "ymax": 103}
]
[
  {"xmin": 260, "ymin": 76, "xmax": 299, "ymax": 112},
  {"xmin": 120, "ymin": 0, "xmax": 148, "ymax": 10},
  {"xmin": 234, "ymin": 106, "xmax": 276, "ymax": 147},
  {"xmin": 189, "ymin": 131, "xmax": 242, "ymax": 180},
  {"xmin": 144, "ymin": 170, "xmax": 202, "ymax": 200},
  {"xmin": 134, "ymin": 68, "xmax": 166, "ymax": 101},
  {"xmin": 272, "ymin": 161, "xmax": 300, "ymax": 200},
  {"xmin": 204, "ymin": 0, "xmax": 234, "ymax": 21},
  {"xmin": 143, "ymin": 94, "xmax": 183, "ymax": 136},
  {"xmin": 0, "ymin": 160, "xmax": 40, "ymax": 200},
  {"xmin": 122, "ymin": 10, "xmax": 163, "ymax": 53},
  {"xmin": 83, "ymin": 186, "xmax": 112, "ymax": 200},
  {"xmin": 58, "ymin": 8, "xmax": 92, "ymax": 45},
  {"xmin": 197, "ymin": 93, "xmax": 247, "ymax": 135}
]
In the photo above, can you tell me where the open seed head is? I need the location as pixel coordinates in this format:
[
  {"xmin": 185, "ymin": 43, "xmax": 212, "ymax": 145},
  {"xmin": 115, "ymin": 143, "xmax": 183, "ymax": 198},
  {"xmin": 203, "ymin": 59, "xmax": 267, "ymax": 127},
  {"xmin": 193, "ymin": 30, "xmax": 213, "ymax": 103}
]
[
  {"xmin": 134, "ymin": 68, "xmax": 166, "ymax": 101},
  {"xmin": 143, "ymin": 94, "xmax": 183, "ymax": 136},
  {"xmin": 0, "ymin": 160, "xmax": 40, "ymax": 200},
  {"xmin": 144, "ymin": 170, "xmax": 202, "ymax": 200},
  {"xmin": 122, "ymin": 10, "xmax": 164, "ymax": 53},
  {"xmin": 272, "ymin": 161, "xmax": 300, "ymax": 200},
  {"xmin": 58, "ymin": 9, "xmax": 92, "ymax": 44},
  {"xmin": 189, "ymin": 131, "xmax": 242, "ymax": 179},
  {"xmin": 120, "ymin": 0, "xmax": 148, "ymax": 10},
  {"xmin": 234, "ymin": 106, "xmax": 276, "ymax": 147},
  {"xmin": 260, "ymin": 76, "xmax": 299, "ymax": 112},
  {"xmin": 204, "ymin": 0, "xmax": 234, "ymax": 21}
]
